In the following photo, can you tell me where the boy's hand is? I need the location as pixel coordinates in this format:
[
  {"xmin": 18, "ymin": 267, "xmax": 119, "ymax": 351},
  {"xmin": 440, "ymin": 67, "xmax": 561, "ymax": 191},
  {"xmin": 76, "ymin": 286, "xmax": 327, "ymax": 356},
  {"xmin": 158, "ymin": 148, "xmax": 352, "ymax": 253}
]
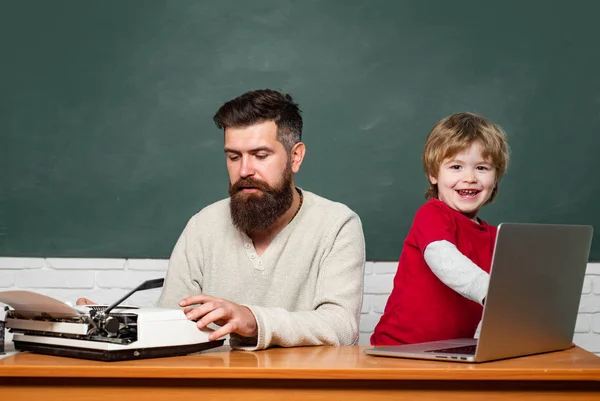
[
  {"xmin": 474, "ymin": 319, "xmax": 483, "ymax": 338},
  {"xmin": 179, "ymin": 294, "xmax": 258, "ymax": 341}
]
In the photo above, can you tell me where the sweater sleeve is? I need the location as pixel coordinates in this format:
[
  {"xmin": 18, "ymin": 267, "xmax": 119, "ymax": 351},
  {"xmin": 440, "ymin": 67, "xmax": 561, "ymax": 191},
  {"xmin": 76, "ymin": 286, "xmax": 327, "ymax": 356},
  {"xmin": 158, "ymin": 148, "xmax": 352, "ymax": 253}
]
[
  {"xmin": 156, "ymin": 217, "xmax": 204, "ymax": 309},
  {"xmin": 230, "ymin": 212, "xmax": 366, "ymax": 351},
  {"xmin": 424, "ymin": 240, "xmax": 489, "ymax": 305}
]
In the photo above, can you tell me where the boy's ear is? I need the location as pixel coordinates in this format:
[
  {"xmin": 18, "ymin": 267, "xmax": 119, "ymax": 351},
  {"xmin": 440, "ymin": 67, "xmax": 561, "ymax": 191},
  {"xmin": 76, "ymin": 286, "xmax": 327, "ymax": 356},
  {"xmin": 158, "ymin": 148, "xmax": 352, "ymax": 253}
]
[{"xmin": 429, "ymin": 175, "xmax": 438, "ymax": 185}]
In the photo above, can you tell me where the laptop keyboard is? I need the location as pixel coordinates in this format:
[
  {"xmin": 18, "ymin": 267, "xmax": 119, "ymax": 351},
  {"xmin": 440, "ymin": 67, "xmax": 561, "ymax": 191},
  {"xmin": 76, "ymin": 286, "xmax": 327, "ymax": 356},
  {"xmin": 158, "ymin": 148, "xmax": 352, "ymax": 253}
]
[{"xmin": 425, "ymin": 345, "xmax": 477, "ymax": 355}]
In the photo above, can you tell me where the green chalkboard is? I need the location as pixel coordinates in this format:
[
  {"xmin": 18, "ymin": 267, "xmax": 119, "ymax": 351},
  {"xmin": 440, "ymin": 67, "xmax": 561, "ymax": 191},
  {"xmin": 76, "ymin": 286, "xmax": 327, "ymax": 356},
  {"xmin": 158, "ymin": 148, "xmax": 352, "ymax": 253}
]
[{"xmin": 1, "ymin": 0, "xmax": 599, "ymax": 260}]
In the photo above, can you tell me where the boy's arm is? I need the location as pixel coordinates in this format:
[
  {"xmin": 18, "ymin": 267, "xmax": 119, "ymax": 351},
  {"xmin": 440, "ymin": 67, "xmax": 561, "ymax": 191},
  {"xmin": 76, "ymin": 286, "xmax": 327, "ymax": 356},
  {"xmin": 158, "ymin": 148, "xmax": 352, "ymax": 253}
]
[{"xmin": 424, "ymin": 240, "xmax": 489, "ymax": 305}]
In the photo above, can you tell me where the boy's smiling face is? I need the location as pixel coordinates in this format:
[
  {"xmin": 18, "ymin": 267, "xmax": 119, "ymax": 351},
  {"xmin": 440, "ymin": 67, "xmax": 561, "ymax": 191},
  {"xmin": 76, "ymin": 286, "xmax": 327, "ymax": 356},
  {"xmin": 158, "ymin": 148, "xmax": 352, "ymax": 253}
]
[{"xmin": 429, "ymin": 142, "xmax": 497, "ymax": 222}]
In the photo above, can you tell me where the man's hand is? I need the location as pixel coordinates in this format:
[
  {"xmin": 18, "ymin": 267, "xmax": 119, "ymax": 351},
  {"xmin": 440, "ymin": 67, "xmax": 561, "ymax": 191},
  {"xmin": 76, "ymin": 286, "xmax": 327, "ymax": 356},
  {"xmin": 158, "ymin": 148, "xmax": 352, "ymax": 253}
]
[
  {"xmin": 179, "ymin": 295, "xmax": 258, "ymax": 341},
  {"xmin": 76, "ymin": 298, "xmax": 96, "ymax": 305}
]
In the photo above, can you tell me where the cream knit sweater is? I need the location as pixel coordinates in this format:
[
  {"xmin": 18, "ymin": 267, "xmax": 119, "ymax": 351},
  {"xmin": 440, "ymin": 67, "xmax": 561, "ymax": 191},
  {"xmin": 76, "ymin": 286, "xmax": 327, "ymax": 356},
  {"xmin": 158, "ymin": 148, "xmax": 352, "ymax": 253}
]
[{"xmin": 157, "ymin": 189, "xmax": 366, "ymax": 350}]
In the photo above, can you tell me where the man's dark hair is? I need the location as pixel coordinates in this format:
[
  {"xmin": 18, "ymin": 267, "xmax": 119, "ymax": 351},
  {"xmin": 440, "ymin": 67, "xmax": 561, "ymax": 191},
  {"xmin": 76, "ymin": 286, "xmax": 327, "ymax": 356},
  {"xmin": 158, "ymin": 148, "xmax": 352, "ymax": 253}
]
[{"xmin": 213, "ymin": 89, "xmax": 303, "ymax": 152}]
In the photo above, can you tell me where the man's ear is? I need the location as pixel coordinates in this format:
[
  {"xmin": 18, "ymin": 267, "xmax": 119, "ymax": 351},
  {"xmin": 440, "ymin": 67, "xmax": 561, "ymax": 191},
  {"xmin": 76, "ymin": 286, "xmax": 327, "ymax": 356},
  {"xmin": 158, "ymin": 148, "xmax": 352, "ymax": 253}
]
[{"xmin": 290, "ymin": 142, "xmax": 306, "ymax": 173}]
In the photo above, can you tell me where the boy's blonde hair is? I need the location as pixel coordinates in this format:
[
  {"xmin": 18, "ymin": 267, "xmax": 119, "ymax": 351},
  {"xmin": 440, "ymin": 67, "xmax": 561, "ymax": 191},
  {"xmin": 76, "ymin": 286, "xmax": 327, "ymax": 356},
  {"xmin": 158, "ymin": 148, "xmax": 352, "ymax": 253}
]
[{"xmin": 422, "ymin": 112, "xmax": 510, "ymax": 204}]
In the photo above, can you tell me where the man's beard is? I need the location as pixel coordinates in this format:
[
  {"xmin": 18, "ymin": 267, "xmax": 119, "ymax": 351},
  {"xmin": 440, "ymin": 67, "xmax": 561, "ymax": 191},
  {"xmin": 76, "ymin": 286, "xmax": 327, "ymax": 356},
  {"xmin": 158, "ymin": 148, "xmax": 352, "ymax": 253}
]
[{"xmin": 229, "ymin": 164, "xmax": 294, "ymax": 234}]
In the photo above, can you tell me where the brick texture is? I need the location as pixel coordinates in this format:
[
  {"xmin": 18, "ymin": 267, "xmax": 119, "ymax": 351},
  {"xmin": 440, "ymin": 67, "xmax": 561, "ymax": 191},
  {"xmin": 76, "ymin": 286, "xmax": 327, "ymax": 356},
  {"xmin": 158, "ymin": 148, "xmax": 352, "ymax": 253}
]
[{"xmin": 0, "ymin": 258, "xmax": 598, "ymax": 355}]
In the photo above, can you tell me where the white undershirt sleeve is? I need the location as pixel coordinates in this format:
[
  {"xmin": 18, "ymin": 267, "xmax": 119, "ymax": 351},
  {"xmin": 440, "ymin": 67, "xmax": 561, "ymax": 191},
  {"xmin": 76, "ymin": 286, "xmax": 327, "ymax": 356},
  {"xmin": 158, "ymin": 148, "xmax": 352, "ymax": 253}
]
[{"xmin": 423, "ymin": 240, "xmax": 489, "ymax": 305}]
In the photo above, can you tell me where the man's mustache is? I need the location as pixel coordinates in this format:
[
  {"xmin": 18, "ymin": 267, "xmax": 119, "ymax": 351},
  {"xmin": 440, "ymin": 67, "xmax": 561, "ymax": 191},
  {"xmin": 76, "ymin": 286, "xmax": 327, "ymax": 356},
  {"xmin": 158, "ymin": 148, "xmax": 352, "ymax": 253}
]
[{"xmin": 230, "ymin": 177, "xmax": 273, "ymax": 194}]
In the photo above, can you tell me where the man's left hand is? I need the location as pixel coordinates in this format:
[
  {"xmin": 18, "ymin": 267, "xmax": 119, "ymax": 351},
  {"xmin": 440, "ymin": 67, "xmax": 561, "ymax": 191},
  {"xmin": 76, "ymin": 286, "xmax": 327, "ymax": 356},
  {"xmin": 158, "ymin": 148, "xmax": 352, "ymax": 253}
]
[{"xmin": 179, "ymin": 294, "xmax": 258, "ymax": 341}]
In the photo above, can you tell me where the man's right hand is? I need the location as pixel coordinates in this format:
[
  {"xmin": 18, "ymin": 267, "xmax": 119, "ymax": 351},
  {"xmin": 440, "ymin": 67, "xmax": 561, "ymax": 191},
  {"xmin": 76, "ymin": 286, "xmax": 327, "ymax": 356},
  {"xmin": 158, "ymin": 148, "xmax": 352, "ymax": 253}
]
[
  {"xmin": 76, "ymin": 297, "xmax": 96, "ymax": 305},
  {"xmin": 179, "ymin": 294, "xmax": 258, "ymax": 341}
]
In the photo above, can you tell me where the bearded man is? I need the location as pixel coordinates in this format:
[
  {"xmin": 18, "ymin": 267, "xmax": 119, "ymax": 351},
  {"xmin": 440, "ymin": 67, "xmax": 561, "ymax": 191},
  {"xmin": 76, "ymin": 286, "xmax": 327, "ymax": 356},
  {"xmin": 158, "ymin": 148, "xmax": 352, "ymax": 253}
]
[{"xmin": 156, "ymin": 89, "xmax": 366, "ymax": 350}]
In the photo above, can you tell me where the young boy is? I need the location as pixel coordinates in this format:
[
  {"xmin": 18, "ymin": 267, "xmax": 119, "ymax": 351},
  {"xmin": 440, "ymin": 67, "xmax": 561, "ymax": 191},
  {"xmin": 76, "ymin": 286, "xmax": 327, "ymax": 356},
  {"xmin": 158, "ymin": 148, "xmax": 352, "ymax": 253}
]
[{"xmin": 371, "ymin": 112, "xmax": 510, "ymax": 345}]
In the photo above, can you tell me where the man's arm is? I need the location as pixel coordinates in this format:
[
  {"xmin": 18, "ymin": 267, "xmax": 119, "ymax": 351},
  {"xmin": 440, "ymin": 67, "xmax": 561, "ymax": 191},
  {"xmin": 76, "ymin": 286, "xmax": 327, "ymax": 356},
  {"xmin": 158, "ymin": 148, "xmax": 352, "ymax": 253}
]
[{"xmin": 156, "ymin": 218, "xmax": 204, "ymax": 309}]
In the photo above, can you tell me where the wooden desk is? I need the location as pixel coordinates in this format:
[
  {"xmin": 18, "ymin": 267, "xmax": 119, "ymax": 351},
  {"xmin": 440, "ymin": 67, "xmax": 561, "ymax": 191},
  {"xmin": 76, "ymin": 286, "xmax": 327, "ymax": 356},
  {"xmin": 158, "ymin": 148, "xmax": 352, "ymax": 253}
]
[{"xmin": 1, "ymin": 345, "xmax": 599, "ymax": 400}]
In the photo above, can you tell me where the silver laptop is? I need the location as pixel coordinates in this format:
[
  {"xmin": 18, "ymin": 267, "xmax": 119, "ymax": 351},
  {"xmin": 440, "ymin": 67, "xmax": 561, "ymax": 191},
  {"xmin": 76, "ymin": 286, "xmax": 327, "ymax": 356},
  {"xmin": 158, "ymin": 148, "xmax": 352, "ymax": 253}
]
[{"xmin": 364, "ymin": 223, "xmax": 594, "ymax": 363}]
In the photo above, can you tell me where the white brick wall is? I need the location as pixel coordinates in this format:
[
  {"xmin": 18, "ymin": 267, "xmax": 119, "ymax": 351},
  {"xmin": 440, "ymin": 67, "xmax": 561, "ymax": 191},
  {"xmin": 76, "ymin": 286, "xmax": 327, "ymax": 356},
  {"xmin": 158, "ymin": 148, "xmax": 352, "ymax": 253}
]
[
  {"xmin": 0, "ymin": 258, "xmax": 167, "ymax": 308},
  {"xmin": 1, "ymin": 258, "xmax": 599, "ymax": 355}
]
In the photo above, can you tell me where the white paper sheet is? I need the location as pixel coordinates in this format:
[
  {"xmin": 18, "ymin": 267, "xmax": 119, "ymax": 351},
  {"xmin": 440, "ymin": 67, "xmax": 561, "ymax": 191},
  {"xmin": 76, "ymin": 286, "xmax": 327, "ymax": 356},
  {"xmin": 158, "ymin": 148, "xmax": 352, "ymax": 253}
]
[{"xmin": 0, "ymin": 290, "xmax": 80, "ymax": 316}]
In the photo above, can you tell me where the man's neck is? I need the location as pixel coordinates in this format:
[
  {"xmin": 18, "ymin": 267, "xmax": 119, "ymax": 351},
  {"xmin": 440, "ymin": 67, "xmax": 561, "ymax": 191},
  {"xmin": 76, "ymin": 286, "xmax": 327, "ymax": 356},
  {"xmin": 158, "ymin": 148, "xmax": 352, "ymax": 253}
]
[{"xmin": 249, "ymin": 187, "xmax": 302, "ymax": 256}]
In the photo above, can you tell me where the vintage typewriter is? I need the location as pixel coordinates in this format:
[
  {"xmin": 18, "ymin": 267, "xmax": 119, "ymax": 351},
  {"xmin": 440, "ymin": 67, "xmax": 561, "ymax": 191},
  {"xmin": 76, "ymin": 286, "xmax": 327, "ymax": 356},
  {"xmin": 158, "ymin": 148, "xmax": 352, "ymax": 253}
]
[{"xmin": 0, "ymin": 279, "xmax": 224, "ymax": 361}]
